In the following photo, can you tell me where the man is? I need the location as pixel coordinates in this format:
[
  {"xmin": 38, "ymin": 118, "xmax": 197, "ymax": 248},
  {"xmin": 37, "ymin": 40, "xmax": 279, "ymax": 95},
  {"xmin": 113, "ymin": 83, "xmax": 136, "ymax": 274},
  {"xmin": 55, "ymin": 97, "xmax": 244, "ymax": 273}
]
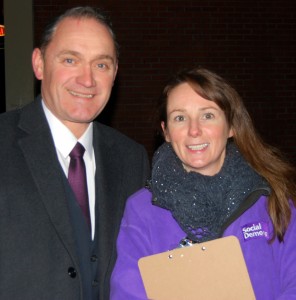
[{"xmin": 0, "ymin": 6, "xmax": 150, "ymax": 300}]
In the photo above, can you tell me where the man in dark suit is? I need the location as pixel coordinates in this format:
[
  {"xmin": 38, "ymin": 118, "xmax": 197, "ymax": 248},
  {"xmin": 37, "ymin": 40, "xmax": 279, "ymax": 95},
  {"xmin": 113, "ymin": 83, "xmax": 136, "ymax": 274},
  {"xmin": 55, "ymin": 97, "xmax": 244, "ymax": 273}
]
[{"xmin": 0, "ymin": 6, "xmax": 150, "ymax": 300}]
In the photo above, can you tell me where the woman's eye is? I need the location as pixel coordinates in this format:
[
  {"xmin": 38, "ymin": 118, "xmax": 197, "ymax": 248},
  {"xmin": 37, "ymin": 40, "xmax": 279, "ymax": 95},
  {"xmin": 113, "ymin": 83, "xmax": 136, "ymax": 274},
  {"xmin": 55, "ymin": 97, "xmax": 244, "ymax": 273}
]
[
  {"xmin": 174, "ymin": 115, "xmax": 185, "ymax": 122},
  {"xmin": 203, "ymin": 112, "xmax": 214, "ymax": 120}
]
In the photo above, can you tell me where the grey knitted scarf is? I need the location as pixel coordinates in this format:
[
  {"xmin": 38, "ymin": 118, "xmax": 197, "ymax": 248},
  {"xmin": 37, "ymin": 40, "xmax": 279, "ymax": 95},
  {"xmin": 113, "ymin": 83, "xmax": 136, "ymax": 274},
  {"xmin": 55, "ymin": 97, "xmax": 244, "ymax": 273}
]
[{"xmin": 149, "ymin": 142, "xmax": 269, "ymax": 243}]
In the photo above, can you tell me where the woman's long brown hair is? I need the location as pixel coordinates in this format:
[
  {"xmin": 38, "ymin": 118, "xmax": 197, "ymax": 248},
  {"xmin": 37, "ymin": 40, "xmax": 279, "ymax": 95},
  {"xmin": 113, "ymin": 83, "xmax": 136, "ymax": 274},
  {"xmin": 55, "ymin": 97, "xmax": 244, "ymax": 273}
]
[{"xmin": 158, "ymin": 67, "xmax": 296, "ymax": 241}]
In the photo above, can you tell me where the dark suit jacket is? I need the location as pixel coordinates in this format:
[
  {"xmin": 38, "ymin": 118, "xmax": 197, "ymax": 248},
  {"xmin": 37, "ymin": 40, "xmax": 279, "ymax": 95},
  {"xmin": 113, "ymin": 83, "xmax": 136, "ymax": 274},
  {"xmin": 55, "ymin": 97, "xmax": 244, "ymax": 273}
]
[{"xmin": 0, "ymin": 98, "xmax": 150, "ymax": 299}]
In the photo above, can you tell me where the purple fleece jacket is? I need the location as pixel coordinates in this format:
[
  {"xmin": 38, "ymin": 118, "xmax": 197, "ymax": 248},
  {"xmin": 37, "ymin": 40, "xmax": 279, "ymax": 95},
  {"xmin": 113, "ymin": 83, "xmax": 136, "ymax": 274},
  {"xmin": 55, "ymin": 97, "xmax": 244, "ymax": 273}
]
[{"xmin": 110, "ymin": 188, "xmax": 296, "ymax": 300}]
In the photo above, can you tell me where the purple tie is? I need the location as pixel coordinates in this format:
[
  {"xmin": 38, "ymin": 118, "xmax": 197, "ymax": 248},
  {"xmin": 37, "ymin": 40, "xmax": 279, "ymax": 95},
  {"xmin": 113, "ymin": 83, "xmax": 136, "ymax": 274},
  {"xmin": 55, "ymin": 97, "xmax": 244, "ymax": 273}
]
[{"xmin": 68, "ymin": 142, "xmax": 91, "ymax": 229}]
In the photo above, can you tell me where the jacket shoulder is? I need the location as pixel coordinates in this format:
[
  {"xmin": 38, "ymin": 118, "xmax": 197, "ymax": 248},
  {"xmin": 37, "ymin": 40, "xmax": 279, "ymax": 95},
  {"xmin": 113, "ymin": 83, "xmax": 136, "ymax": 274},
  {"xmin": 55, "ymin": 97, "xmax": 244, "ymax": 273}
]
[
  {"xmin": 0, "ymin": 109, "xmax": 22, "ymax": 140},
  {"xmin": 0, "ymin": 108, "xmax": 21, "ymax": 125},
  {"xmin": 94, "ymin": 121, "xmax": 146, "ymax": 151}
]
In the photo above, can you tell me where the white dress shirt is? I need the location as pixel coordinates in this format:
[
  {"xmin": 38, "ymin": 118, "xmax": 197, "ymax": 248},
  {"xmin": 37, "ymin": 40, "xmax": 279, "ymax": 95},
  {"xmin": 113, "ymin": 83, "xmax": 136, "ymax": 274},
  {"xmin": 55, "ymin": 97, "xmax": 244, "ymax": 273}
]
[{"xmin": 42, "ymin": 101, "xmax": 96, "ymax": 239}]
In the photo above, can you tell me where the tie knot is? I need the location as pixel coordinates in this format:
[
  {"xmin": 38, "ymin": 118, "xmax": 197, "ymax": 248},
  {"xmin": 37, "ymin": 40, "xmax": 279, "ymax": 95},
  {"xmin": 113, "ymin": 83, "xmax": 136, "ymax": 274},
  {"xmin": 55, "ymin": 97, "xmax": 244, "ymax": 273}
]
[{"xmin": 69, "ymin": 142, "xmax": 85, "ymax": 159}]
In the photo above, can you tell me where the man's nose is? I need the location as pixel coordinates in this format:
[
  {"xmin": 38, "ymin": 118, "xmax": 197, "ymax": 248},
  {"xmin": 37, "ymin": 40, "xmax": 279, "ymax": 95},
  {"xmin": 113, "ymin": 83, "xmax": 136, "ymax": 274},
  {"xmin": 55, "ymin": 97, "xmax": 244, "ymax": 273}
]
[{"xmin": 77, "ymin": 65, "xmax": 96, "ymax": 87}]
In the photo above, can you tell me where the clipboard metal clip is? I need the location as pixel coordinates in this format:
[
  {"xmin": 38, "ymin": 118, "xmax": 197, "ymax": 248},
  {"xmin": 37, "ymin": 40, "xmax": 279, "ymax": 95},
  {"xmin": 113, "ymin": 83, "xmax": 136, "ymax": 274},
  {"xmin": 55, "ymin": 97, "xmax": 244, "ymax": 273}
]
[{"xmin": 178, "ymin": 237, "xmax": 196, "ymax": 248}]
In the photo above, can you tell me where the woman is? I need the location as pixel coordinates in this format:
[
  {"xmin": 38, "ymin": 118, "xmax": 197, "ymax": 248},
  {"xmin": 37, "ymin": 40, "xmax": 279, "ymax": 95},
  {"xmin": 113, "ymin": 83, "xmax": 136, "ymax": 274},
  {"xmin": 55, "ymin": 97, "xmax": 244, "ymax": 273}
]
[{"xmin": 110, "ymin": 67, "xmax": 296, "ymax": 299}]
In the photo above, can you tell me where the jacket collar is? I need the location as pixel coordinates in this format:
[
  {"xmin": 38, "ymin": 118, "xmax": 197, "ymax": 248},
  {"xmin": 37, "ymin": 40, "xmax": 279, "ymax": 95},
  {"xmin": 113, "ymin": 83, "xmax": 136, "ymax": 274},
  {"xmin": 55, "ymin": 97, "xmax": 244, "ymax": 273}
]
[{"xmin": 17, "ymin": 97, "xmax": 80, "ymax": 268}]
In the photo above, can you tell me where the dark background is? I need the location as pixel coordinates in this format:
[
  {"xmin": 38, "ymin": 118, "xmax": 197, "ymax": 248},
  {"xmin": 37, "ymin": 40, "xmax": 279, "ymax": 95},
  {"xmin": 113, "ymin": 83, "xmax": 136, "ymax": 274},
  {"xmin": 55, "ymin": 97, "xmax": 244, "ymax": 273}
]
[
  {"xmin": 0, "ymin": 0, "xmax": 4, "ymax": 113},
  {"xmin": 2, "ymin": 1, "xmax": 296, "ymax": 163}
]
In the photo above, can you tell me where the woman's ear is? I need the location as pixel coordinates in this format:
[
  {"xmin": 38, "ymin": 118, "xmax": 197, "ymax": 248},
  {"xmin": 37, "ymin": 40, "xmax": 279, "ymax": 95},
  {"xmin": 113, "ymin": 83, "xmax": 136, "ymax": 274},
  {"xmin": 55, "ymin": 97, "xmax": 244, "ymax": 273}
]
[
  {"xmin": 228, "ymin": 127, "xmax": 234, "ymax": 138},
  {"xmin": 161, "ymin": 121, "xmax": 170, "ymax": 142},
  {"xmin": 32, "ymin": 48, "xmax": 44, "ymax": 80}
]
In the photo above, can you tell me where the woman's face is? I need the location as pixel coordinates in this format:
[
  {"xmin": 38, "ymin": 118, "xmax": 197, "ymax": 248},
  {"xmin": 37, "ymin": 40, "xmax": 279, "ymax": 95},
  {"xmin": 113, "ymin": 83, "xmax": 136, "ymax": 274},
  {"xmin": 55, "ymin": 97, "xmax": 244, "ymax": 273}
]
[{"xmin": 161, "ymin": 82, "xmax": 233, "ymax": 176}]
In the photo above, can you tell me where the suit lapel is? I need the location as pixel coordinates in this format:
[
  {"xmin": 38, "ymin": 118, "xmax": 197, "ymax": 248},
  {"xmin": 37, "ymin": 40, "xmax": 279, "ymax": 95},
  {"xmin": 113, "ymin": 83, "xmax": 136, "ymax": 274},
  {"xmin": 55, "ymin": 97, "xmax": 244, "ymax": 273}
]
[
  {"xmin": 93, "ymin": 124, "xmax": 126, "ymax": 278},
  {"xmin": 18, "ymin": 99, "xmax": 79, "ymax": 266}
]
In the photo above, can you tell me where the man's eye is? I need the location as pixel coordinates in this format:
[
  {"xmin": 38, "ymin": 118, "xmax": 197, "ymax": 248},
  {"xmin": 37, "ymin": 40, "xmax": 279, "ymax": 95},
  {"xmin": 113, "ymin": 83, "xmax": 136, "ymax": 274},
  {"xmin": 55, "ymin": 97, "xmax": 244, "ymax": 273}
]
[
  {"xmin": 95, "ymin": 63, "xmax": 109, "ymax": 70},
  {"xmin": 65, "ymin": 58, "xmax": 74, "ymax": 64}
]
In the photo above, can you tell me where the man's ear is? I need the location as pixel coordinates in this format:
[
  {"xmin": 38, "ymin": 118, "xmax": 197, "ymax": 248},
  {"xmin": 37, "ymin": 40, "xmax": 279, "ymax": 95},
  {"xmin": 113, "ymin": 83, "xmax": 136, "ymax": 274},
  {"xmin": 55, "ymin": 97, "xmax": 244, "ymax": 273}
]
[
  {"xmin": 161, "ymin": 121, "xmax": 170, "ymax": 142},
  {"xmin": 111, "ymin": 63, "xmax": 118, "ymax": 86},
  {"xmin": 32, "ymin": 48, "xmax": 44, "ymax": 80},
  {"xmin": 114, "ymin": 62, "xmax": 118, "ymax": 80}
]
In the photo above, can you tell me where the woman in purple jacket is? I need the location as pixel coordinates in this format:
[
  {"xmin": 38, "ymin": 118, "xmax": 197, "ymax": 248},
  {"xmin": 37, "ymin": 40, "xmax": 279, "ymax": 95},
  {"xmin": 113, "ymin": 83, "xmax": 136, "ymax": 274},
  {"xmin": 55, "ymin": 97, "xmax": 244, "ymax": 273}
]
[{"xmin": 110, "ymin": 67, "xmax": 296, "ymax": 299}]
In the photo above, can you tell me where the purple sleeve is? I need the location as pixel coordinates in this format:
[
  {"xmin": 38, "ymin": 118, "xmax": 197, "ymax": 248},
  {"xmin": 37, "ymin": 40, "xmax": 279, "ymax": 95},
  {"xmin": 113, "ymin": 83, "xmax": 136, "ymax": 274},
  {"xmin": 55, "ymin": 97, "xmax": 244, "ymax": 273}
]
[
  {"xmin": 277, "ymin": 203, "xmax": 296, "ymax": 299},
  {"xmin": 110, "ymin": 189, "xmax": 151, "ymax": 300},
  {"xmin": 110, "ymin": 188, "xmax": 187, "ymax": 299}
]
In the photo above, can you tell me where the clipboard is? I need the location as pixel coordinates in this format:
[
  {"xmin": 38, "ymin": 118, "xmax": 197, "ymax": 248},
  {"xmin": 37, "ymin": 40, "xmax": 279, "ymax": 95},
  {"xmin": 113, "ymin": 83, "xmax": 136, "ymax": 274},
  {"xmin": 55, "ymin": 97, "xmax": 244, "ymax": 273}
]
[{"xmin": 138, "ymin": 236, "xmax": 255, "ymax": 300}]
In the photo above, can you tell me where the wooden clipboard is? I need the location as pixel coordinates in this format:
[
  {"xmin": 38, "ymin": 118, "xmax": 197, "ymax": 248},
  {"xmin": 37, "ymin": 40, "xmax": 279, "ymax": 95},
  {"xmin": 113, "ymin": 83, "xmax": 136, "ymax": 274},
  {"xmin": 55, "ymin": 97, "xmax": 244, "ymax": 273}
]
[{"xmin": 138, "ymin": 236, "xmax": 255, "ymax": 300}]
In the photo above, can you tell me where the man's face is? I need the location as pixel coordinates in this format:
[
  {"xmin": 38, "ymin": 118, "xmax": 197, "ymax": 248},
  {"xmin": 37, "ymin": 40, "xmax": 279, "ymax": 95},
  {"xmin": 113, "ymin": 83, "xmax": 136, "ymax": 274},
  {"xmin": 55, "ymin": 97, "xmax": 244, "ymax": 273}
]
[{"xmin": 32, "ymin": 17, "xmax": 118, "ymax": 136}]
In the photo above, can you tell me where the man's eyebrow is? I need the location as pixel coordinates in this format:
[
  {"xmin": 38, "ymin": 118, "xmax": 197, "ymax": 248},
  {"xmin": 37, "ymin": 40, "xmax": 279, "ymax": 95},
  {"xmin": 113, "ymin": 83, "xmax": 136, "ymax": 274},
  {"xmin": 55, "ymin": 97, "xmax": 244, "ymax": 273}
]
[
  {"xmin": 94, "ymin": 54, "xmax": 116, "ymax": 64},
  {"xmin": 57, "ymin": 50, "xmax": 81, "ymax": 57},
  {"xmin": 57, "ymin": 50, "xmax": 116, "ymax": 63}
]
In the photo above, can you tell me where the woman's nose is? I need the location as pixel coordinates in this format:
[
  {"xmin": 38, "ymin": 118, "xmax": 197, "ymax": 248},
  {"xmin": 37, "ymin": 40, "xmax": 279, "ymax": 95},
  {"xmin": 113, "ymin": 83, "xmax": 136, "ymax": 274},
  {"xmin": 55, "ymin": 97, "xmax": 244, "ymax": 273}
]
[{"xmin": 188, "ymin": 121, "xmax": 201, "ymax": 137}]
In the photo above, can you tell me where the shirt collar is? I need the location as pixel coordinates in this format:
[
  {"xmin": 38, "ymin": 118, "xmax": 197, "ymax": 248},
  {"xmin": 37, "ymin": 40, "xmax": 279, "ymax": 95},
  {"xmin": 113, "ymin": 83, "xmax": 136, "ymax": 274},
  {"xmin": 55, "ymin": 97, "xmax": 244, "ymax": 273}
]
[{"xmin": 42, "ymin": 100, "xmax": 93, "ymax": 159}]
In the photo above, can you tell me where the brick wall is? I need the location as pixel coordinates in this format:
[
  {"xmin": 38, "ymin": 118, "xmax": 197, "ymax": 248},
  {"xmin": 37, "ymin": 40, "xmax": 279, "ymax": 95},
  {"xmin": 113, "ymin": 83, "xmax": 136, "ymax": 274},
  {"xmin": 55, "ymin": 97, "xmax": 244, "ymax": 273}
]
[{"xmin": 33, "ymin": 0, "xmax": 296, "ymax": 163}]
